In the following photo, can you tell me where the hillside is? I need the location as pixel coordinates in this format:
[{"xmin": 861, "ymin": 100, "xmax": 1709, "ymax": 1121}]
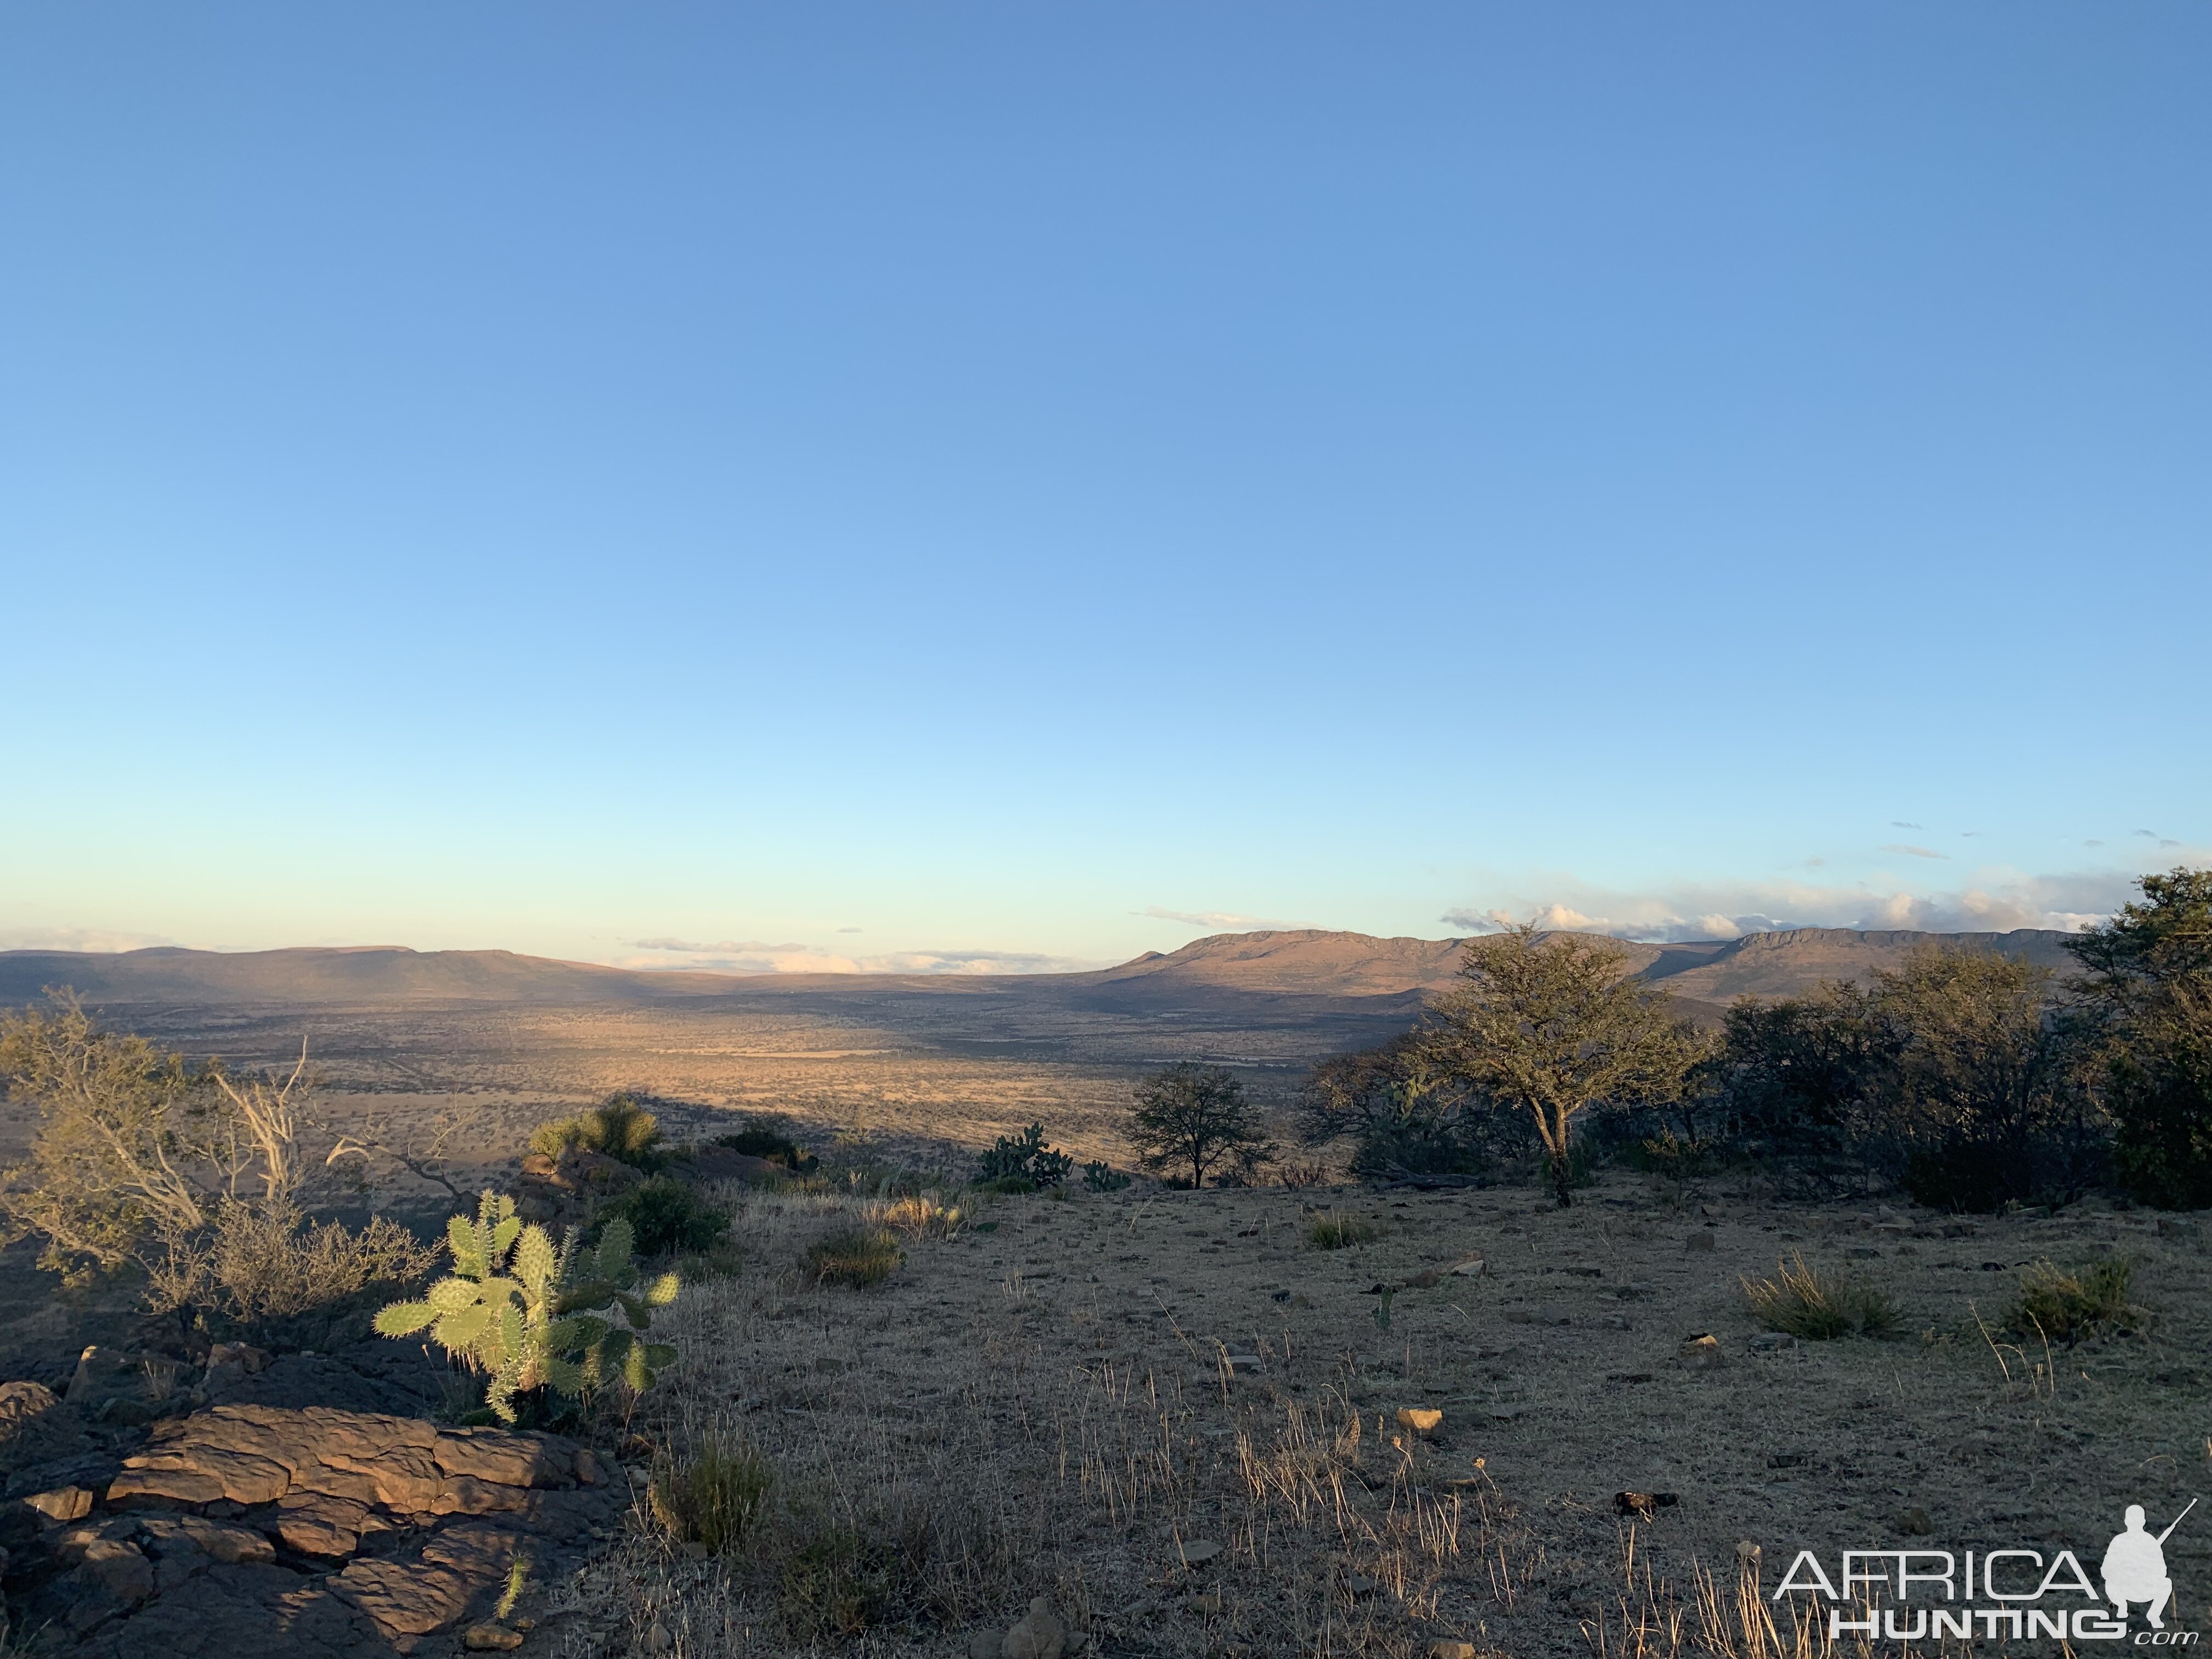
[{"xmin": 0, "ymin": 924, "xmax": 2080, "ymax": 1014}]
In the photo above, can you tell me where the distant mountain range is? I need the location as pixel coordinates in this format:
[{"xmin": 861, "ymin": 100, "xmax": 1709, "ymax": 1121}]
[{"xmin": 0, "ymin": 926, "xmax": 2081, "ymax": 1020}]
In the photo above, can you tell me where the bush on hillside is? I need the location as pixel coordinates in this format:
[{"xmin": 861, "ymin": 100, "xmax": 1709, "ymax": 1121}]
[
  {"xmin": 714, "ymin": 1116, "xmax": 815, "ymax": 1170},
  {"xmin": 529, "ymin": 1094, "xmax": 666, "ymax": 1170},
  {"xmin": 586, "ymin": 1177, "xmax": 730, "ymax": 1257}
]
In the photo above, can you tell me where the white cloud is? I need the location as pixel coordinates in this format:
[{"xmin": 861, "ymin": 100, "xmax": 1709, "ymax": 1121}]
[
  {"xmin": 1135, "ymin": 905, "xmax": 1302, "ymax": 931},
  {"xmin": 1879, "ymin": 844, "xmax": 1948, "ymax": 860},
  {"xmin": 0, "ymin": 926, "xmax": 178, "ymax": 953},
  {"xmin": 617, "ymin": 938, "xmax": 1101, "ymax": 975},
  {"xmin": 1437, "ymin": 857, "xmax": 2208, "ymax": 945}
]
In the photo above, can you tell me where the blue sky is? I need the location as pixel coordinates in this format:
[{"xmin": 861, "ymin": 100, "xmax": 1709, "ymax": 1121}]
[{"xmin": 2, "ymin": 4, "xmax": 2206, "ymax": 973}]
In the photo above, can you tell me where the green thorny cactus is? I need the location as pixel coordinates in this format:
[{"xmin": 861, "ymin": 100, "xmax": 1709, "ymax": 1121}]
[{"xmin": 374, "ymin": 1191, "xmax": 680, "ymax": 1423}]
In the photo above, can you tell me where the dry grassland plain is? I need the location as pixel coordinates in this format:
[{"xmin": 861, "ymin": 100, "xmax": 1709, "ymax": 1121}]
[
  {"xmin": 4, "ymin": 975, "xmax": 2203, "ymax": 1658},
  {"xmin": 545, "ymin": 1176, "xmax": 2209, "ymax": 1659}
]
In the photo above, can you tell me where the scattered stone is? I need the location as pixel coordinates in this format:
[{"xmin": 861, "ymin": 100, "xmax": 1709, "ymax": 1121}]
[
  {"xmin": 25, "ymin": 1486, "xmax": 94, "ymax": 1522},
  {"xmin": 1487, "ymin": 1404, "xmax": 1526, "ymax": 1422},
  {"xmin": 968, "ymin": 1629, "xmax": 1006, "ymax": 1659},
  {"xmin": 1220, "ymin": 1353, "xmax": 1262, "ymax": 1373},
  {"xmin": 1749, "ymin": 1333, "xmax": 1797, "ymax": 1353},
  {"xmin": 1395, "ymin": 1407, "xmax": 1443, "ymax": 1438},
  {"xmin": 465, "ymin": 1626, "xmax": 525, "ymax": 1651},
  {"xmin": 1677, "ymin": 1334, "xmax": 1725, "ymax": 1370},
  {"xmin": 1846, "ymin": 1246, "xmax": 1881, "ymax": 1260},
  {"xmin": 1503, "ymin": 1305, "xmax": 1570, "ymax": 1326},
  {"xmin": 1430, "ymin": 1642, "xmax": 1479, "ymax": 1659},
  {"xmin": 1614, "ymin": 1491, "xmax": 1678, "ymax": 1520},
  {"xmin": 1894, "ymin": 1507, "xmax": 1933, "ymax": 1536},
  {"xmin": 1182, "ymin": 1593, "xmax": 1222, "ymax": 1616},
  {"xmin": 1449, "ymin": 1254, "xmax": 1486, "ymax": 1277},
  {"xmin": 1685, "ymin": 1232, "xmax": 1716, "ymax": 1254},
  {"xmin": 644, "ymin": 1621, "xmax": 674, "ymax": 1652},
  {"xmin": 0, "ymin": 1380, "xmax": 60, "ymax": 1435},
  {"xmin": 1736, "ymin": 1540, "xmax": 1763, "ymax": 1568},
  {"xmin": 1005, "ymin": 1596, "xmax": 1068, "ymax": 1659},
  {"xmin": 1177, "ymin": 1538, "xmax": 1222, "ymax": 1566},
  {"xmin": 1404, "ymin": 1268, "xmax": 1443, "ymax": 1289}
]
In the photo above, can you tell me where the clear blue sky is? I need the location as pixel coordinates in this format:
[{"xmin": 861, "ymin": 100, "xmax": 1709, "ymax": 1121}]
[{"xmin": 3, "ymin": 4, "xmax": 2206, "ymax": 973}]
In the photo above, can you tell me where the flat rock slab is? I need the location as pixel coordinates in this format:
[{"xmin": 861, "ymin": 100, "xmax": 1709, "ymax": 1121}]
[{"xmin": 20, "ymin": 1404, "xmax": 622, "ymax": 1657}]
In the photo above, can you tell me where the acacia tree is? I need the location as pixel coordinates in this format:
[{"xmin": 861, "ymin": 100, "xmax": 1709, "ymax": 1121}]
[
  {"xmin": 1128, "ymin": 1062, "xmax": 1273, "ymax": 1188},
  {"xmin": 1421, "ymin": 926, "xmax": 1705, "ymax": 1206}
]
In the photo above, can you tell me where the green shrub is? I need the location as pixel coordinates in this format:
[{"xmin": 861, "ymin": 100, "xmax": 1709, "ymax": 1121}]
[
  {"xmin": 1306, "ymin": 1211, "xmax": 1380, "ymax": 1250},
  {"xmin": 529, "ymin": 1094, "xmax": 665, "ymax": 1170},
  {"xmin": 2012, "ymin": 1257, "xmax": 2143, "ymax": 1345},
  {"xmin": 806, "ymin": 1226, "xmax": 901, "ymax": 1288},
  {"xmin": 650, "ymin": 1433, "xmax": 774, "ymax": 1553},
  {"xmin": 976, "ymin": 1123, "xmax": 1073, "ymax": 1188},
  {"xmin": 1081, "ymin": 1160, "xmax": 1131, "ymax": 1192},
  {"xmin": 1741, "ymin": 1254, "xmax": 1899, "ymax": 1339},
  {"xmin": 780, "ymin": 1521, "xmax": 907, "ymax": 1640},
  {"xmin": 979, "ymin": 1173, "xmax": 1036, "ymax": 1195},
  {"xmin": 587, "ymin": 1178, "xmax": 729, "ymax": 1258},
  {"xmin": 714, "ymin": 1118, "xmax": 812, "ymax": 1170}
]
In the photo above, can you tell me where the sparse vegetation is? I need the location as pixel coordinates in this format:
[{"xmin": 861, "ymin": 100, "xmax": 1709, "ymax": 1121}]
[
  {"xmin": 1740, "ymin": 1253, "xmax": 1899, "ymax": 1339},
  {"xmin": 1306, "ymin": 1210, "xmax": 1379, "ymax": 1250},
  {"xmin": 650, "ymin": 1432, "xmax": 775, "ymax": 1554},
  {"xmin": 976, "ymin": 1121, "xmax": 1073, "ymax": 1188},
  {"xmin": 529, "ymin": 1093, "xmax": 665, "ymax": 1169},
  {"xmin": 778, "ymin": 1518, "xmax": 910, "ymax": 1640},
  {"xmin": 2012, "ymin": 1256, "xmax": 2143, "ymax": 1345},
  {"xmin": 713, "ymin": 1117, "xmax": 814, "ymax": 1170},
  {"xmin": 877, "ymin": 1193, "xmax": 962, "ymax": 1237},
  {"xmin": 587, "ymin": 1177, "xmax": 730, "ymax": 1257},
  {"xmin": 805, "ymin": 1224, "xmax": 901, "ymax": 1288},
  {"xmin": 0, "ymin": 996, "xmax": 438, "ymax": 1326},
  {"xmin": 1128, "ymin": 1062, "xmax": 1275, "ymax": 1189},
  {"xmin": 373, "ymin": 1192, "xmax": 680, "ymax": 1422},
  {"xmin": 145, "ymin": 1200, "xmax": 435, "ymax": 1322}
]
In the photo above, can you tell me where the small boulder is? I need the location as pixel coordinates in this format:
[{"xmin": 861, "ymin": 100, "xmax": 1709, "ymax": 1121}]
[
  {"xmin": 967, "ymin": 1629, "xmax": 1006, "ymax": 1659},
  {"xmin": 1005, "ymin": 1596, "xmax": 1067, "ymax": 1659},
  {"xmin": 1396, "ymin": 1407, "xmax": 1444, "ymax": 1438},
  {"xmin": 1685, "ymin": 1232, "xmax": 1717, "ymax": 1254},
  {"xmin": 1177, "ymin": 1538, "xmax": 1223, "ymax": 1567},
  {"xmin": 1430, "ymin": 1643, "xmax": 1479, "ymax": 1659},
  {"xmin": 465, "ymin": 1626, "xmax": 525, "ymax": 1651}
]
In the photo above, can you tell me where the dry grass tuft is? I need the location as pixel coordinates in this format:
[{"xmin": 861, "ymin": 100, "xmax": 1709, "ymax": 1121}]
[
  {"xmin": 2013, "ymin": 1256, "xmax": 2143, "ymax": 1344},
  {"xmin": 876, "ymin": 1192, "xmax": 964, "ymax": 1238},
  {"xmin": 648, "ymin": 1431, "xmax": 775, "ymax": 1554},
  {"xmin": 1306, "ymin": 1210, "xmax": 1380, "ymax": 1250},
  {"xmin": 806, "ymin": 1224, "xmax": 902, "ymax": 1288},
  {"xmin": 1740, "ymin": 1253, "xmax": 1898, "ymax": 1339}
]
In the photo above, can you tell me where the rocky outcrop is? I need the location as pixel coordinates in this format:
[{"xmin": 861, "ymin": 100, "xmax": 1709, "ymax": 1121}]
[{"xmin": 8, "ymin": 1405, "xmax": 620, "ymax": 1656}]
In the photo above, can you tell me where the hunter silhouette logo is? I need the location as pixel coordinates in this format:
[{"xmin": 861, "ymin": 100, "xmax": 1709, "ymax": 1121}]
[
  {"xmin": 1774, "ymin": 1498, "xmax": 2200, "ymax": 1644},
  {"xmin": 2105, "ymin": 1500, "xmax": 2193, "ymax": 1630}
]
